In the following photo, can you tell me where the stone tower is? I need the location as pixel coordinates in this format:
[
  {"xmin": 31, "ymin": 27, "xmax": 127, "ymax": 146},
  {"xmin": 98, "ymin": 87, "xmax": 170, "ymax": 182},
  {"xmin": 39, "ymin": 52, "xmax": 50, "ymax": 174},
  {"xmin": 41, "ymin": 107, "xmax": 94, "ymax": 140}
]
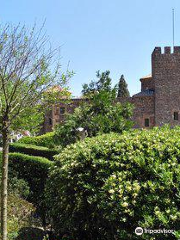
[{"xmin": 152, "ymin": 46, "xmax": 180, "ymax": 126}]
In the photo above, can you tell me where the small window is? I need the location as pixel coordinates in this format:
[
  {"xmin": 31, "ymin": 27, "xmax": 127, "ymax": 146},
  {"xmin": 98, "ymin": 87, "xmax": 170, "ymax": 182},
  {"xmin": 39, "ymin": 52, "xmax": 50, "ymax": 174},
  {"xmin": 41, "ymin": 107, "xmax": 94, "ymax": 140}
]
[
  {"xmin": 144, "ymin": 118, "xmax": 150, "ymax": 127},
  {"xmin": 174, "ymin": 112, "xmax": 179, "ymax": 120},
  {"xmin": 60, "ymin": 107, "xmax": 65, "ymax": 115},
  {"xmin": 49, "ymin": 118, "xmax": 52, "ymax": 125}
]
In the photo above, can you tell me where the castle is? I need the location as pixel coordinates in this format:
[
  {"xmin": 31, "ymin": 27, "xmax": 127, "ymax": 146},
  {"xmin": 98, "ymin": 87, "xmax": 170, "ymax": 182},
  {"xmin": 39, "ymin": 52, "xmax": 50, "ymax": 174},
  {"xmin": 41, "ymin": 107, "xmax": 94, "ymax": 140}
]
[{"xmin": 41, "ymin": 46, "xmax": 180, "ymax": 133}]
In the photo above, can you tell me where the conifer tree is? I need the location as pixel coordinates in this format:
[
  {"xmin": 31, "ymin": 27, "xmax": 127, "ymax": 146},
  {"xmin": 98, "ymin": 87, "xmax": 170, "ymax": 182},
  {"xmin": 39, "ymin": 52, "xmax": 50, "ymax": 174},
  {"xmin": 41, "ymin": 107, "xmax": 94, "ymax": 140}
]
[{"xmin": 117, "ymin": 75, "xmax": 130, "ymax": 98}]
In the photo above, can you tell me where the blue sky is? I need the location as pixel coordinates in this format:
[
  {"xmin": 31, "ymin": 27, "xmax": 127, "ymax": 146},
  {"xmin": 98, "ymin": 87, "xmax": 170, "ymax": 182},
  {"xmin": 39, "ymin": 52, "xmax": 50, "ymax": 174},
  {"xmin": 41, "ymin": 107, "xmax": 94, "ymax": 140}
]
[{"xmin": 1, "ymin": 0, "xmax": 180, "ymax": 96}]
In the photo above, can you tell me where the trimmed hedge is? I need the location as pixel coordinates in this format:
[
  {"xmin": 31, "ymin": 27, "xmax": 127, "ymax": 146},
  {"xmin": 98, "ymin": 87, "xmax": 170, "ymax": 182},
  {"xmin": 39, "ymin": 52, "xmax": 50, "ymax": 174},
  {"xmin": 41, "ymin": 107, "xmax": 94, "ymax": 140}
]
[
  {"xmin": 9, "ymin": 143, "xmax": 58, "ymax": 161},
  {"xmin": 9, "ymin": 152, "xmax": 53, "ymax": 204},
  {"xmin": 46, "ymin": 127, "xmax": 180, "ymax": 240},
  {"xmin": 19, "ymin": 132, "xmax": 55, "ymax": 148}
]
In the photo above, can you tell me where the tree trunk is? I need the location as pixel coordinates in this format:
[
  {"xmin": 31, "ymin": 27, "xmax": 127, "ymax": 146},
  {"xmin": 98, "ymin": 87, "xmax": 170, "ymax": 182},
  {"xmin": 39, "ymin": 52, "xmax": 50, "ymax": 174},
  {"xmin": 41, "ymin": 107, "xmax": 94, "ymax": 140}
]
[{"xmin": 1, "ymin": 121, "xmax": 9, "ymax": 240}]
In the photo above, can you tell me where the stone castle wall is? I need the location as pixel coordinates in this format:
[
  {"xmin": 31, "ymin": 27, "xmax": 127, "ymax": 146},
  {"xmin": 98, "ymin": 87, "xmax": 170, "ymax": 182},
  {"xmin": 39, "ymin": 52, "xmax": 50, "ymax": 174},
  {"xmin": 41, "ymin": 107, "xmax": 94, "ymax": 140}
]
[
  {"xmin": 140, "ymin": 77, "xmax": 154, "ymax": 91},
  {"xmin": 153, "ymin": 46, "xmax": 180, "ymax": 126},
  {"xmin": 41, "ymin": 99, "xmax": 84, "ymax": 133},
  {"xmin": 131, "ymin": 96, "xmax": 155, "ymax": 128},
  {"xmin": 116, "ymin": 96, "xmax": 155, "ymax": 128}
]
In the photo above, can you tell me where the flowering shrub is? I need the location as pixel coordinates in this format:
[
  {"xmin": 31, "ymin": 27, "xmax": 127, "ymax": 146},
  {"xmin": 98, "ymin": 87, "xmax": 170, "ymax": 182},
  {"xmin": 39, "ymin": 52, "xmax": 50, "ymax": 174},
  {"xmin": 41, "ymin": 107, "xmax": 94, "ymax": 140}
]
[{"xmin": 46, "ymin": 126, "xmax": 180, "ymax": 239}]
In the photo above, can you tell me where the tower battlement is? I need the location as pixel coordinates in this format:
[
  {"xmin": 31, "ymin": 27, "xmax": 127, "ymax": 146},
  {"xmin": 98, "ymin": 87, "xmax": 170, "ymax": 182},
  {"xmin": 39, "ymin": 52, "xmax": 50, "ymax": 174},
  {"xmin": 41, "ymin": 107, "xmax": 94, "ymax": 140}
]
[
  {"xmin": 152, "ymin": 45, "xmax": 180, "ymax": 127},
  {"xmin": 152, "ymin": 46, "xmax": 180, "ymax": 55}
]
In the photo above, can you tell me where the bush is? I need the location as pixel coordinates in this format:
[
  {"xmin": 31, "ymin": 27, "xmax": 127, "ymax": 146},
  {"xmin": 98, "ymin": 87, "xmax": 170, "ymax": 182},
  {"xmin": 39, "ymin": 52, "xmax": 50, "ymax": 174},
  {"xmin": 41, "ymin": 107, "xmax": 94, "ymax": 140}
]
[
  {"xmin": 1, "ymin": 153, "xmax": 30, "ymax": 200},
  {"xmin": 0, "ymin": 154, "xmax": 35, "ymax": 240},
  {"xmin": 9, "ymin": 143, "xmax": 58, "ymax": 161},
  {"xmin": 8, "ymin": 177, "xmax": 30, "ymax": 199},
  {"xmin": 6, "ymin": 195, "xmax": 35, "ymax": 240},
  {"xmin": 46, "ymin": 126, "xmax": 180, "ymax": 240},
  {"xmin": 9, "ymin": 153, "xmax": 53, "ymax": 204},
  {"xmin": 19, "ymin": 132, "xmax": 55, "ymax": 148}
]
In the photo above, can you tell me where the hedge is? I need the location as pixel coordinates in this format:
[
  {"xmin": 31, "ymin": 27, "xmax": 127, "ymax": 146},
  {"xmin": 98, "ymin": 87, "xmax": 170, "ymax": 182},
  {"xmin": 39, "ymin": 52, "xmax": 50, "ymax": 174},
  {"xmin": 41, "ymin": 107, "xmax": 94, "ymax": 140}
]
[
  {"xmin": 9, "ymin": 152, "xmax": 53, "ymax": 204},
  {"xmin": 19, "ymin": 132, "xmax": 55, "ymax": 148},
  {"xmin": 9, "ymin": 143, "xmax": 58, "ymax": 161},
  {"xmin": 45, "ymin": 126, "xmax": 180, "ymax": 240}
]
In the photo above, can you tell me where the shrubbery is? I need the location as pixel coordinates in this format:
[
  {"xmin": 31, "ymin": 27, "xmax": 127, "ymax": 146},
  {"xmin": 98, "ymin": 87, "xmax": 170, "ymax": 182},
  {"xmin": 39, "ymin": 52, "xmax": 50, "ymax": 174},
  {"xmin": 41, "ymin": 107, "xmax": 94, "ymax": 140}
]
[
  {"xmin": 46, "ymin": 127, "xmax": 180, "ymax": 240},
  {"xmin": 0, "ymin": 154, "xmax": 36, "ymax": 240},
  {"xmin": 6, "ymin": 195, "xmax": 35, "ymax": 240},
  {"xmin": 8, "ymin": 177, "xmax": 30, "ymax": 199},
  {"xmin": 9, "ymin": 143, "xmax": 58, "ymax": 161},
  {"xmin": 9, "ymin": 152, "xmax": 53, "ymax": 204},
  {"xmin": 19, "ymin": 132, "xmax": 55, "ymax": 148}
]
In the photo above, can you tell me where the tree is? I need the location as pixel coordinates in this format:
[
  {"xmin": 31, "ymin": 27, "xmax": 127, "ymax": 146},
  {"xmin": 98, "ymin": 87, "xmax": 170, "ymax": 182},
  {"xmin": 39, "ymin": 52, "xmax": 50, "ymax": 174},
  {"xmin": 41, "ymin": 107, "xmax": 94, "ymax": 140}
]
[
  {"xmin": 82, "ymin": 70, "xmax": 112, "ymax": 96},
  {"xmin": 55, "ymin": 71, "xmax": 133, "ymax": 146},
  {"xmin": 117, "ymin": 75, "xmax": 130, "ymax": 98},
  {"xmin": 0, "ymin": 24, "xmax": 70, "ymax": 240}
]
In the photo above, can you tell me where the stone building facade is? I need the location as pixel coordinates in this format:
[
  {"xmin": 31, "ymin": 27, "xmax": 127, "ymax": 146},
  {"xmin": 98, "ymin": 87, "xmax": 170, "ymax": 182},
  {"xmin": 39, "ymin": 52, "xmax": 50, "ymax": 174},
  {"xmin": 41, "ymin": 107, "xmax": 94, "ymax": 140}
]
[{"xmin": 41, "ymin": 46, "xmax": 180, "ymax": 133}]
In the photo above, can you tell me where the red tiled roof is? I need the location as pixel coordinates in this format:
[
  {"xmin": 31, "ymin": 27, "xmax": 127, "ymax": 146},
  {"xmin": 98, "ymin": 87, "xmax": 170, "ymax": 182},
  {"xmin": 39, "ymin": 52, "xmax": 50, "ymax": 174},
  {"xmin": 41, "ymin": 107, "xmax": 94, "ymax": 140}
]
[{"xmin": 46, "ymin": 85, "xmax": 64, "ymax": 92}]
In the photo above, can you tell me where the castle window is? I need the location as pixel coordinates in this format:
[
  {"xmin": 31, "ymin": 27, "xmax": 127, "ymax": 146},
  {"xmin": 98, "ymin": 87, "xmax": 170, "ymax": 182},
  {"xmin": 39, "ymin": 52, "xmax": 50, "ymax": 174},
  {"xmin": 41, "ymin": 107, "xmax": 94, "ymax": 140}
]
[
  {"xmin": 60, "ymin": 107, "xmax": 65, "ymax": 114},
  {"xmin": 49, "ymin": 118, "xmax": 52, "ymax": 125},
  {"xmin": 144, "ymin": 118, "xmax": 150, "ymax": 127},
  {"xmin": 174, "ymin": 112, "xmax": 179, "ymax": 120}
]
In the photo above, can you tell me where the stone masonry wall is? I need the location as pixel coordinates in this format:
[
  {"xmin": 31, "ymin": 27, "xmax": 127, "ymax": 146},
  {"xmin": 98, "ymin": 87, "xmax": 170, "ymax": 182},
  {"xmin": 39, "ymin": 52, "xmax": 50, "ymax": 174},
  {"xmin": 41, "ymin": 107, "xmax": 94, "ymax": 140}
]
[
  {"xmin": 153, "ymin": 46, "xmax": 180, "ymax": 126},
  {"xmin": 117, "ymin": 96, "xmax": 155, "ymax": 128},
  {"xmin": 141, "ymin": 77, "xmax": 155, "ymax": 91},
  {"xmin": 131, "ymin": 96, "xmax": 155, "ymax": 128},
  {"xmin": 42, "ymin": 94, "xmax": 155, "ymax": 134},
  {"xmin": 41, "ymin": 99, "xmax": 85, "ymax": 134}
]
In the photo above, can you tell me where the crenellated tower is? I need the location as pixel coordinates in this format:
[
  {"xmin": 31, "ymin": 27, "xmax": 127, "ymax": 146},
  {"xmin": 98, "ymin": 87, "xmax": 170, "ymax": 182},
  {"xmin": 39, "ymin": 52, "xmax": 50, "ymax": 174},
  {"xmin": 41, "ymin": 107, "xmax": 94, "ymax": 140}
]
[{"xmin": 152, "ymin": 46, "xmax": 180, "ymax": 126}]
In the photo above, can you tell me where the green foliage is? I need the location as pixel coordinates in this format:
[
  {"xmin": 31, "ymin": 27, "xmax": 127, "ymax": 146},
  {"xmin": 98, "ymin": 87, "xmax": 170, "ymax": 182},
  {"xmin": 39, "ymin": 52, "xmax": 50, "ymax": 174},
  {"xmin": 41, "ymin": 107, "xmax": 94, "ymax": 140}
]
[
  {"xmin": 6, "ymin": 195, "xmax": 35, "ymax": 240},
  {"xmin": 117, "ymin": 75, "xmax": 130, "ymax": 98},
  {"xmin": 8, "ymin": 177, "xmax": 30, "ymax": 200},
  {"xmin": 0, "ymin": 24, "xmax": 71, "ymax": 133},
  {"xmin": 9, "ymin": 153, "xmax": 53, "ymax": 204},
  {"xmin": 16, "ymin": 228, "xmax": 45, "ymax": 240},
  {"xmin": 19, "ymin": 132, "xmax": 55, "ymax": 148},
  {"xmin": 55, "ymin": 70, "xmax": 133, "ymax": 146},
  {"xmin": 0, "ymin": 136, "xmax": 2, "ymax": 147},
  {"xmin": 82, "ymin": 70, "xmax": 114, "ymax": 95},
  {"xmin": 46, "ymin": 126, "xmax": 180, "ymax": 240},
  {"xmin": 0, "ymin": 154, "xmax": 42, "ymax": 240},
  {"xmin": 0, "ymin": 153, "xmax": 30, "ymax": 200},
  {"xmin": 9, "ymin": 143, "xmax": 58, "ymax": 161},
  {"xmin": 12, "ymin": 105, "xmax": 44, "ymax": 135},
  {"xmin": 0, "ymin": 23, "xmax": 71, "ymax": 240}
]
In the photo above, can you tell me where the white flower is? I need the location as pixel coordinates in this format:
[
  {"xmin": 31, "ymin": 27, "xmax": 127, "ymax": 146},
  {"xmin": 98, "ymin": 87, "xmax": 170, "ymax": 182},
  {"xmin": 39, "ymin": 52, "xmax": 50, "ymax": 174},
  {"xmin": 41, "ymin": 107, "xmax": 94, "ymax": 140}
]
[
  {"xmin": 122, "ymin": 202, "xmax": 128, "ymax": 208},
  {"xmin": 109, "ymin": 189, "xmax": 115, "ymax": 194}
]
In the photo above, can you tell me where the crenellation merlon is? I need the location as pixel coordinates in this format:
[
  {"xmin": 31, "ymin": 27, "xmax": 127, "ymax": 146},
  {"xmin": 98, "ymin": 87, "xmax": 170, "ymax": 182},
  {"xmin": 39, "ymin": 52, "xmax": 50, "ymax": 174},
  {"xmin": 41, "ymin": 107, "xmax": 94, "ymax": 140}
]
[
  {"xmin": 152, "ymin": 46, "xmax": 180, "ymax": 56},
  {"xmin": 173, "ymin": 46, "xmax": 180, "ymax": 54},
  {"xmin": 164, "ymin": 47, "xmax": 171, "ymax": 54},
  {"xmin": 152, "ymin": 47, "xmax": 161, "ymax": 55}
]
